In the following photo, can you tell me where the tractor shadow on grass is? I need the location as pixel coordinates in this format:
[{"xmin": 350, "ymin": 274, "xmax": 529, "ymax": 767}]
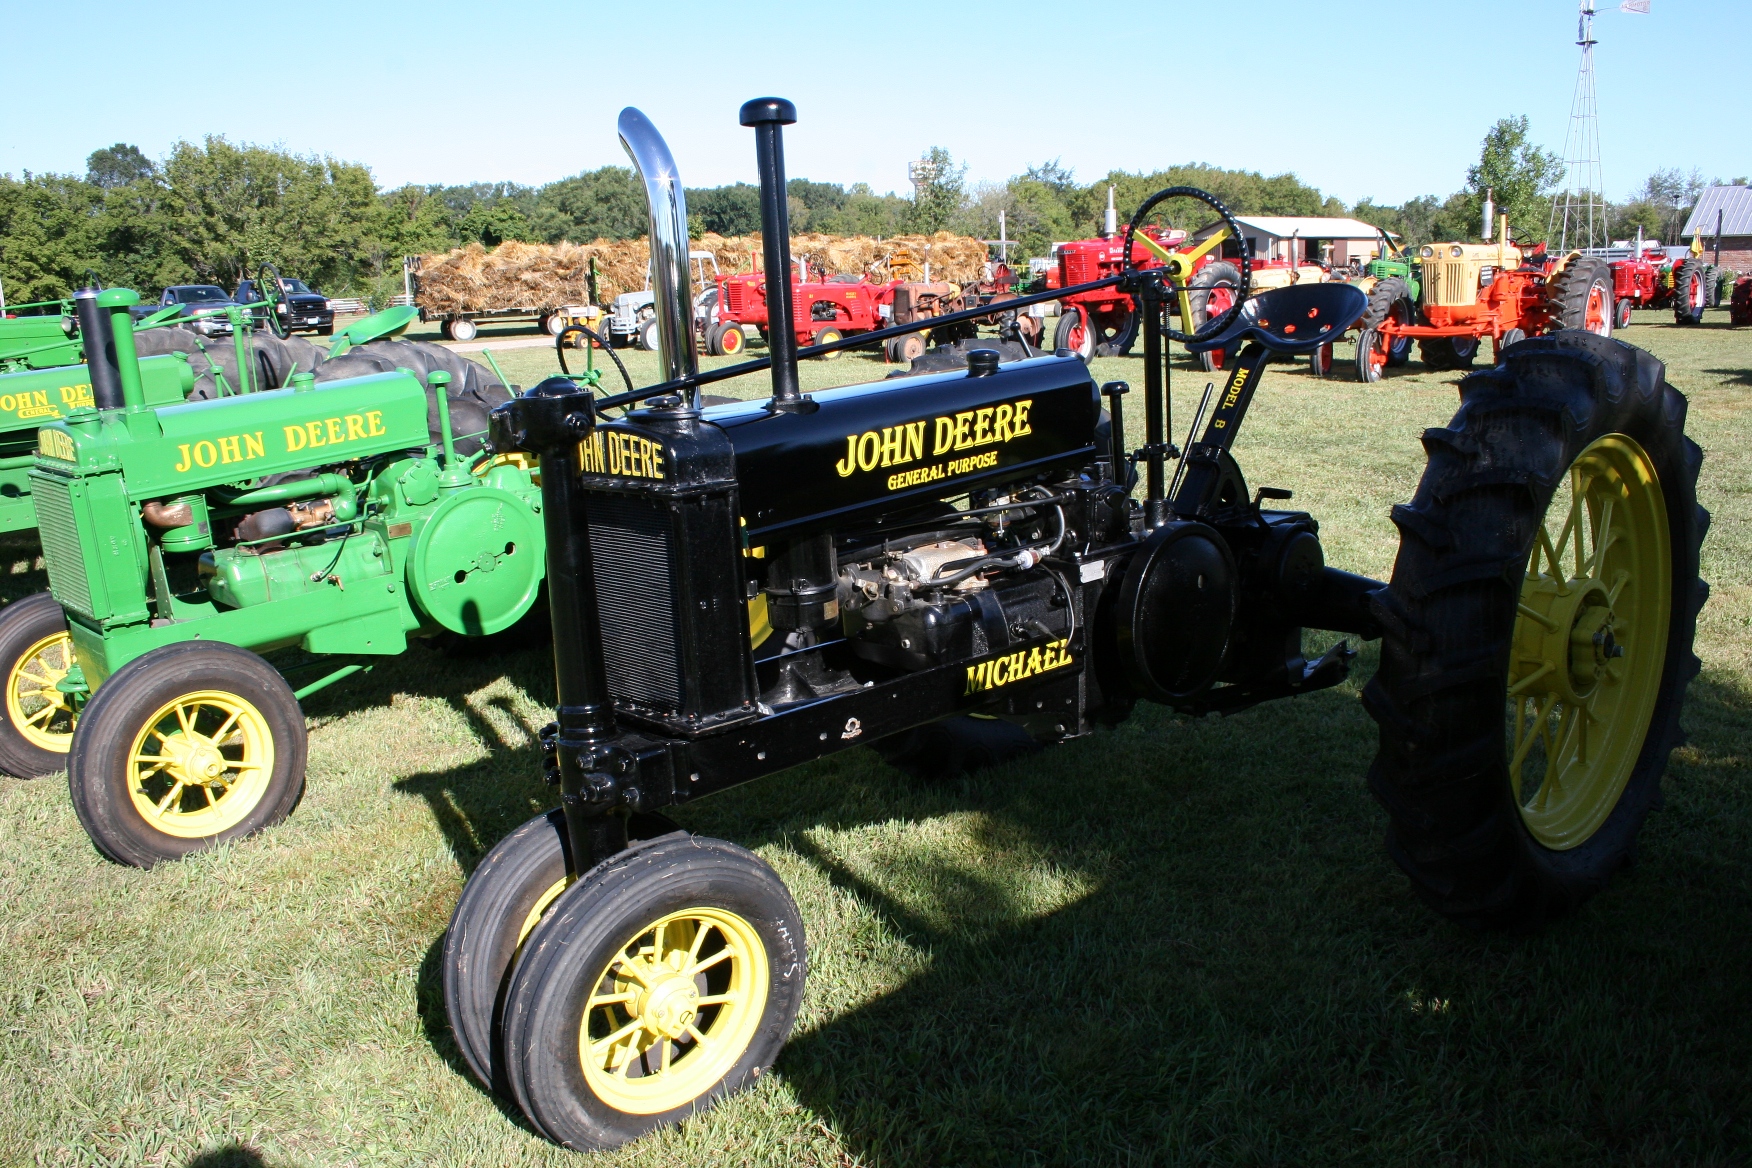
[
  {"xmin": 762, "ymin": 669, "xmax": 1752, "ymax": 1164},
  {"xmin": 0, "ymin": 531, "xmax": 47, "ymax": 607},
  {"xmin": 1703, "ymin": 366, "xmax": 1752, "ymax": 387},
  {"xmin": 385, "ymin": 643, "xmax": 1752, "ymax": 1162}
]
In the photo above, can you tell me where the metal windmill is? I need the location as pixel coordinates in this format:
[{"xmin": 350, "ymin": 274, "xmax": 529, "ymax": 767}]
[{"xmin": 1549, "ymin": 0, "xmax": 1650, "ymax": 251}]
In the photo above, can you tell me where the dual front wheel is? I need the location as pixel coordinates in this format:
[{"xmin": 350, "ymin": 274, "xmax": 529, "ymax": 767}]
[{"xmin": 443, "ymin": 816, "xmax": 805, "ymax": 1151}]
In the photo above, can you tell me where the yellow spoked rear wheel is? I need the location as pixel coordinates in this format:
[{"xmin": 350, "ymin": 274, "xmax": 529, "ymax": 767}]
[
  {"xmin": 7, "ymin": 630, "xmax": 76, "ymax": 753},
  {"xmin": 579, "ymin": 907, "xmax": 769, "ymax": 1115},
  {"xmin": 1507, "ymin": 434, "xmax": 1671, "ymax": 849},
  {"xmin": 126, "ymin": 691, "xmax": 276, "ymax": 839}
]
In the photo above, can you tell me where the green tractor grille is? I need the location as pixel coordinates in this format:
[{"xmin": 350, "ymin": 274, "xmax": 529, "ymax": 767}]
[{"xmin": 31, "ymin": 475, "xmax": 95, "ymax": 619}]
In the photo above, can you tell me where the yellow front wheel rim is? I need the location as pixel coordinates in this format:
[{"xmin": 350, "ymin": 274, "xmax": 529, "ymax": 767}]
[
  {"xmin": 126, "ymin": 691, "xmax": 276, "ymax": 838},
  {"xmin": 7, "ymin": 631, "xmax": 76, "ymax": 753},
  {"xmin": 1507, "ymin": 434, "xmax": 1671, "ymax": 849},
  {"xmin": 579, "ymin": 907, "xmax": 768, "ymax": 1115}
]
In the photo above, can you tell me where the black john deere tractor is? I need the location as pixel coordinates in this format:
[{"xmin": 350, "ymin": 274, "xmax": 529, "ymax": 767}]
[{"xmin": 442, "ymin": 101, "xmax": 1707, "ymax": 1151}]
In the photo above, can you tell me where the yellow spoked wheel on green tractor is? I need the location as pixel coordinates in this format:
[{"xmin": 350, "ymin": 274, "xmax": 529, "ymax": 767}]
[{"xmin": 0, "ymin": 592, "xmax": 83, "ymax": 778}]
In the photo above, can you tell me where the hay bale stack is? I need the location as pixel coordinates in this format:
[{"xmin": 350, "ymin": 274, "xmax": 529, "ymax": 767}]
[{"xmin": 414, "ymin": 231, "xmax": 991, "ymax": 313}]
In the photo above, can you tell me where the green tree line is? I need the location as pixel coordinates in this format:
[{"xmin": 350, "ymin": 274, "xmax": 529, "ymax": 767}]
[{"xmin": 4, "ymin": 121, "xmax": 1744, "ymax": 307}]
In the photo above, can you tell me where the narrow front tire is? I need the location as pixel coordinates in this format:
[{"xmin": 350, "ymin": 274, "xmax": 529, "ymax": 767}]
[
  {"xmin": 67, "ymin": 642, "xmax": 307, "ymax": 867},
  {"xmin": 503, "ymin": 835, "xmax": 806, "ymax": 1150}
]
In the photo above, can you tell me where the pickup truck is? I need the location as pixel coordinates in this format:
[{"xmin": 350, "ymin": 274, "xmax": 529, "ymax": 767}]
[
  {"xmin": 152, "ymin": 285, "xmax": 243, "ymax": 337},
  {"xmin": 235, "ymin": 276, "xmax": 334, "ymax": 336}
]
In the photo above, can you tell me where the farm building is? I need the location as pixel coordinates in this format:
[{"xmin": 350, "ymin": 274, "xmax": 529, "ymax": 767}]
[
  {"xmin": 1189, "ymin": 216, "xmax": 1393, "ymax": 268},
  {"xmin": 1681, "ymin": 185, "xmax": 1752, "ymax": 272}
]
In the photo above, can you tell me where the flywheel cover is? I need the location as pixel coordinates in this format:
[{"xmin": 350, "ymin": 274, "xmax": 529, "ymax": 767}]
[{"xmin": 408, "ymin": 487, "xmax": 545, "ymax": 636}]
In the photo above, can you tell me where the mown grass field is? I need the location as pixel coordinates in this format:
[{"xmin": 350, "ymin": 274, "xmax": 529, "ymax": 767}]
[{"xmin": 0, "ymin": 310, "xmax": 1747, "ymax": 1167}]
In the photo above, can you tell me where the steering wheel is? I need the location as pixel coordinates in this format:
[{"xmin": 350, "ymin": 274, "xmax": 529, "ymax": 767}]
[
  {"xmin": 1120, "ymin": 186, "xmax": 1251, "ymax": 346},
  {"xmin": 256, "ymin": 262, "xmax": 292, "ymax": 339}
]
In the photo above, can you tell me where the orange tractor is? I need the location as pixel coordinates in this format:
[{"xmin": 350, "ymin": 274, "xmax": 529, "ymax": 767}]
[{"xmin": 1355, "ymin": 215, "xmax": 1615, "ymax": 382}]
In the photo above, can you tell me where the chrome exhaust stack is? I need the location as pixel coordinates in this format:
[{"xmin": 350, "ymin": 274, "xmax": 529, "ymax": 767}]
[{"xmin": 617, "ymin": 107, "xmax": 698, "ymax": 400}]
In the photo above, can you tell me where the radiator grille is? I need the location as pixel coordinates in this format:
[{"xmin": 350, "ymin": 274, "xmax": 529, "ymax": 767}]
[
  {"xmin": 587, "ymin": 493, "xmax": 683, "ymax": 711},
  {"xmin": 1428, "ymin": 262, "xmax": 1477, "ymax": 307},
  {"xmin": 1062, "ymin": 250, "xmax": 1100, "ymax": 286},
  {"xmin": 32, "ymin": 476, "xmax": 94, "ymax": 619},
  {"xmin": 724, "ymin": 282, "xmax": 749, "ymax": 313}
]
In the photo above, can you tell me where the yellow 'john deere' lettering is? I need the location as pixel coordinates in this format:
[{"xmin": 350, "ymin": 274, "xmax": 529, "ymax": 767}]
[
  {"xmin": 964, "ymin": 638, "xmax": 1072, "ymax": 694},
  {"xmin": 38, "ymin": 428, "xmax": 76, "ymax": 462},
  {"xmin": 0, "ymin": 389, "xmax": 58, "ymax": 420},
  {"xmin": 836, "ymin": 399, "xmax": 1032, "ymax": 479},
  {"xmin": 580, "ymin": 429, "xmax": 665, "ymax": 480},
  {"xmin": 281, "ymin": 410, "xmax": 385, "ymax": 457},
  {"xmin": 174, "ymin": 430, "xmax": 268, "ymax": 473}
]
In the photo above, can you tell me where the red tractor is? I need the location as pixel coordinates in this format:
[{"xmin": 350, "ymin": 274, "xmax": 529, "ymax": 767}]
[
  {"xmin": 1357, "ymin": 217, "xmax": 1616, "ymax": 382},
  {"xmin": 1046, "ymin": 227, "xmax": 1236, "ymax": 362},
  {"xmin": 1730, "ymin": 275, "xmax": 1752, "ymax": 326},
  {"xmin": 709, "ymin": 268, "xmax": 888, "ymax": 358},
  {"xmin": 1602, "ymin": 242, "xmax": 1668, "ymax": 327}
]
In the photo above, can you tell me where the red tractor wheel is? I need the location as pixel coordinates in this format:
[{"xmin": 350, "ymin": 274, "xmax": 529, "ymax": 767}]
[
  {"xmin": 718, "ymin": 323, "xmax": 744, "ymax": 356},
  {"xmin": 1354, "ymin": 328, "xmax": 1389, "ymax": 383},
  {"xmin": 1089, "ymin": 309, "xmax": 1138, "ymax": 357},
  {"xmin": 1549, "ymin": 257, "xmax": 1614, "ymax": 337},
  {"xmin": 1672, "ymin": 258, "xmax": 1709, "ymax": 326},
  {"xmin": 1614, "ymin": 297, "xmax": 1633, "ymax": 330},
  {"xmin": 1053, "ymin": 308, "xmax": 1093, "ymax": 360},
  {"xmin": 1309, "ymin": 342, "xmax": 1334, "ymax": 378}
]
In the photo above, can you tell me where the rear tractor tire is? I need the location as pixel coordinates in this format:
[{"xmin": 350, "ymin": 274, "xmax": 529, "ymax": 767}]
[
  {"xmin": 1366, "ymin": 330, "xmax": 1707, "ymax": 930},
  {"xmin": 0, "ymin": 592, "xmax": 80, "ymax": 778},
  {"xmin": 67, "ymin": 641, "xmax": 308, "ymax": 868},
  {"xmin": 1550, "ymin": 256, "xmax": 1614, "ymax": 336},
  {"xmin": 1672, "ymin": 258, "xmax": 1710, "ymax": 326},
  {"xmin": 500, "ymin": 834, "xmax": 806, "ymax": 1150},
  {"xmin": 1419, "ymin": 335, "xmax": 1479, "ymax": 370},
  {"xmin": 1358, "ymin": 276, "xmax": 1416, "ymax": 367},
  {"xmin": 1188, "ymin": 260, "xmax": 1242, "ymax": 373}
]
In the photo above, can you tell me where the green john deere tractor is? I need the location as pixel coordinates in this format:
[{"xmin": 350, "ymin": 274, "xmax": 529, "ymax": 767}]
[
  {"xmin": 0, "ymin": 298, "xmax": 84, "ymax": 373},
  {"xmin": 0, "ymin": 282, "xmax": 419, "ymax": 539},
  {"xmin": 0, "ymin": 287, "xmax": 577, "ymax": 866},
  {"xmin": 1351, "ymin": 232, "xmax": 1422, "ymax": 369}
]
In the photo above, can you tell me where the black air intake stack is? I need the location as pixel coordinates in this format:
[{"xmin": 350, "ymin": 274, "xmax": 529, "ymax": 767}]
[
  {"xmin": 73, "ymin": 287, "xmax": 125, "ymax": 410},
  {"xmin": 740, "ymin": 97, "xmax": 810, "ymax": 413}
]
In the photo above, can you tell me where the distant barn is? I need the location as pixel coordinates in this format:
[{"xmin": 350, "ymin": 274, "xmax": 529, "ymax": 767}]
[
  {"xmin": 1190, "ymin": 216, "xmax": 1395, "ymax": 269},
  {"xmin": 1681, "ymin": 186, "xmax": 1752, "ymax": 272}
]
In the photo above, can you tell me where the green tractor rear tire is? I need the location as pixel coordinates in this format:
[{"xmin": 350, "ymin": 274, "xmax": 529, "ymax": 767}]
[
  {"xmin": 1366, "ymin": 331, "xmax": 1707, "ymax": 930},
  {"xmin": 0, "ymin": 592, "xmax": 79, "ymax": 778},
  {"xmin": 67, "ymin": 641, "xmax": 308, "ymax": 868}
]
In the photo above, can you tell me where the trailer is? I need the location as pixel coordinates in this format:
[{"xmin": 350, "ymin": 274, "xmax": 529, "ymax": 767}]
[{"xmin": 405, "ymin": 255, "xmax": 591, "ymax": 342}]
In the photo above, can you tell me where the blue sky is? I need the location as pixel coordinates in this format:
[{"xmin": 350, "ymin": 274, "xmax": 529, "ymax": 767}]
[{"xmin": 4, "ymin": 0, "xmax": 1745, "ymax": 205}]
